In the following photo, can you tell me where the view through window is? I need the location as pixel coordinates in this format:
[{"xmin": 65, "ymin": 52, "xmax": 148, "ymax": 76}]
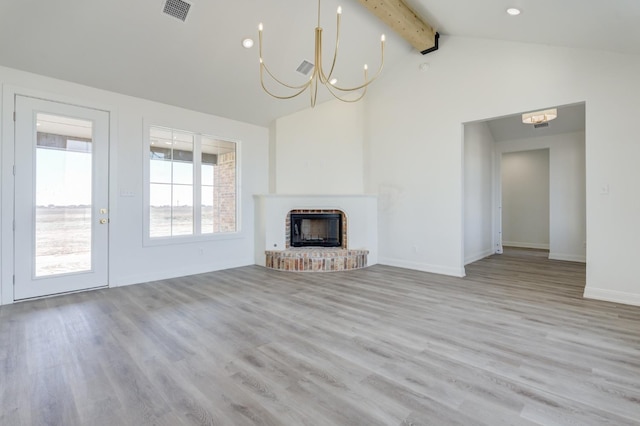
[{"xmin": 149, "ymin": 126, "xmax": 237, "ymax": 238}]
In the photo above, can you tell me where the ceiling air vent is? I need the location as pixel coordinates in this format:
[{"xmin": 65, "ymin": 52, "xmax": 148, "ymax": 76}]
[
  {"xmin": 534, "ymin": 122, "xmax": 549, "ymax": 129},
  {"xmin": 296, "ymin": 60, "xmax": 314, "ymax": 76},
  {"xmin": 162, "ymin": 0, "xmax": 192, "ymax": 22}
]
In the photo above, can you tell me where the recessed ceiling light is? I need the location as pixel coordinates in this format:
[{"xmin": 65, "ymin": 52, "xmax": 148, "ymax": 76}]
[
  {"xmin": 242, "ymin": 38, "xmax": 254, "ymax": 49},
  {"xmin": 506, "ymin": 8, "xmax": 521, "ymax": 16},
  {"xmin": 329, "ymin": 78, "xmax": 338, "ymax": 85}
]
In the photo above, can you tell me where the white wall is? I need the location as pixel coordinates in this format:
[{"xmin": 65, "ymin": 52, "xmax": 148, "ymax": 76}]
[
  {"xmin": 364, "ymin": 35, "xmax": 640, "ymax": 304},
  {"xmin": 501, "ymin": 149, "xmax": 550, "ymax": 249},
  {"xmin": 463, "ymin": 121, "xmax": 495, "ymax": 264},
  {"xmin": 496, "ymin": 132, "xmax": 586, "ymax": 262},
  {"xmin": 0, "ymin": 66, "xmax": 269, "ymax": 304},
  {"xmin": 274, "ymin": 99, "xmax": 364, "ymax": 194}
]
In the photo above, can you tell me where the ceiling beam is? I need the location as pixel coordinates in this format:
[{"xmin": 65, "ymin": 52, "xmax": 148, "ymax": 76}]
[{"xmin": 357, "ymin": 0, "xmax": 439, "ymax": 54}]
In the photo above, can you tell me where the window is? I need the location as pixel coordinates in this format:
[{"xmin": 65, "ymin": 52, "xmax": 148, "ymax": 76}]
[{"xmin": 148, "ymin": 126, "xmax": 237, "ymax": 239}]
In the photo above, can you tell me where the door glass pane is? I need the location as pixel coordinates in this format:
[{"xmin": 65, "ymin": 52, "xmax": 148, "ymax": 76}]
[{"xmin": 35, "ymin": 113, "xmax": 93, "ymax": 276}]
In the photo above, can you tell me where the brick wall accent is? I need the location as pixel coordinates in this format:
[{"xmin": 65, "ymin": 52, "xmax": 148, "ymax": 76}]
[
  {"xmin": 213, "ymin": 151, "xmax": 236, "ymax": 232},
  {"xmin": 266, "ymin": 249, "xmax": 368, "ymax": 272}
]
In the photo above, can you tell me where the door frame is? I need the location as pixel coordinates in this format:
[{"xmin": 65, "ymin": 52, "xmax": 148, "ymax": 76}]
[
  {"xmin": 1, "ymin": 85, "xmax": 118, "ymax": 305},
  {"xmin": 494, "ymin": 147, "xmax": 551, "ymax": 253}
]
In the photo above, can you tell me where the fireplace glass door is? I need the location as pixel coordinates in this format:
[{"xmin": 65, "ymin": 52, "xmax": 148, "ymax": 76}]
[{"xmin": 290, "ymin": 214, "xmax": 342, "ymax": 247}]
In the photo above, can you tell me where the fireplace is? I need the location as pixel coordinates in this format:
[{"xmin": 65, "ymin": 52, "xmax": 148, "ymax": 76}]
[
  {"xmin": 255, "ymin": 196, "xmax": 377, "ymax": 272},
  {"xmin": 290, "ymin": 213, "xmax": 342, "ymax": 247}
]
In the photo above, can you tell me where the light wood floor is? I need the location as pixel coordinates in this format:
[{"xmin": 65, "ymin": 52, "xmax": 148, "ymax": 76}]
[{"xmin": 1, "ymin": 248, "xmax": 640, "ymax": 425}]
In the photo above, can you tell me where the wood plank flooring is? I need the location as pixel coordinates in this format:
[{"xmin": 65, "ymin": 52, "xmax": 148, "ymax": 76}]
[{"xmin": 1, "ymin": 248, "xmax": 640, "ymax": 425}]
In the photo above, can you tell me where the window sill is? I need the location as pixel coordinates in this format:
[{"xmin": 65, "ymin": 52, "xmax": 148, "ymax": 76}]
[{"xmin": 143, "ymin": 231, "xmax": 245, "ymax": 247}]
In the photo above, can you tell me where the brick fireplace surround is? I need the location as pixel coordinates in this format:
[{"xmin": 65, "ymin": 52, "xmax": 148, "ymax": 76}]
[
  {"xmin": 254, "ymin": 195, "xmax": 378, "ymax": 272},
  {"xmin": 265, "ymin": 209, "xmax": 368, "ymax": 272}
]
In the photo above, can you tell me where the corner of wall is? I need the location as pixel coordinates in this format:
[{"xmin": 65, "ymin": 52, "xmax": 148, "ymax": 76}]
[
  {"xmin": 548, "ymin": 252, "xmax": 586, "ymax": 263},
  {"xmin": 464, "ymin": 248, "xmax": 495, "ymax": 266},
  {"xmin": 583, "ymin": 287, "xmax": 640, "ymax": 307},
  {"xmin": 268, "ymin": 121, "xmax": 277, "ymax": 193}
]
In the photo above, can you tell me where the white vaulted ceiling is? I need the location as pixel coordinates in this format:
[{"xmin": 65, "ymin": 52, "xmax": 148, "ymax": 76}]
[{"xmin": 0, "ymin": 0, "xmax": 638, "ymax": 126}]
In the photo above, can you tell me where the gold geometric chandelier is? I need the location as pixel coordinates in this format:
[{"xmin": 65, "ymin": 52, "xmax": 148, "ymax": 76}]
[{"xmin": 258, "ymin": 0, "xmax": 385, "ymax": 107}]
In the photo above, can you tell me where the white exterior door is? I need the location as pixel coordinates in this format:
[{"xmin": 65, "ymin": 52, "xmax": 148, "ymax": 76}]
[{"xmin": 13, "ymin": 96, "xmax": 109, "ymax": 300}]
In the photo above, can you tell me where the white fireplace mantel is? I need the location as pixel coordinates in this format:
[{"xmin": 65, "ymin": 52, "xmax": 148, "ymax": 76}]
[{"xmin": 253, "ymin": 194, "xmax": 378, "ymax": 267}]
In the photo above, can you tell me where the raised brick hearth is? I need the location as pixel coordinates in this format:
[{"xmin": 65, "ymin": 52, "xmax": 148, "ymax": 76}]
[
  {"xmin": 266, "ymin": 248, "xmax": 369, "ymax": 272},
  {"xmin": 253, "ymin": 194, "xmax": 378, "ymax": 271},
  {"xmin": 266, "ymin": 208, "xmax": 367, "ymax": 272}
]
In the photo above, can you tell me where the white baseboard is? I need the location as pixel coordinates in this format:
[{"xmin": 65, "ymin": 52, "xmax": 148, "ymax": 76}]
[
  {"xmin": 378, "ymin": 257, "xmax": 466, "ymax": 277},
  {"xmin": 549, "ymin": 252, "xmax": 586, "ymax": 263},
  {"xmin": 583, "ymin": 287, "xmax": 640, "ymax": 307},
  {"xmin": 464, "ymin": 249, "xmax": 495, "ymax": 265},
  {"xmin": 503, "ymin": 241, "xmax": 550, "ymax": 250},
  {"xmin": 111, "ymin": 258, "xmax": 254, "ymax": 287}
]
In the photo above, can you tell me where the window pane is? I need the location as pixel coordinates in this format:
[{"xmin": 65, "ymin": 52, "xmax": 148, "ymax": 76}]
[
  {"xmin": 202, "ymin": 136, "xmax": 236, "ymax": 234},
  {"xmin": 172, "ymin": 132, "xmax": 194, "ymax": 159},
  {"xmin": 202, "ymin": 164, "xmax": 214, "ymax": 186},
  {"xmin": 172, "ymin": 184, "xmax": 193, "ymax": 236},
  {"xmin": 216, "ymin": 147, "xmax": 236, "ymax": 189},
  {"xmin": 201, "ymin": 185, "xmax": 214, "ymax": 234},
  {"xmin": 216, "ymin": 185, "xmax": 237, "ymax": 233},
  {"xmin": 150, "ymin": 159, "xmax": 171, "ymax": 183},
  {"xmin": 150, "ymin": 127, "xmax": 173, "ymax": 146},
  {"xmin": 150, "ymin": 184, "xmax": 171, "ymax": 238},
  {"xmin": 149, "ymin": 127, "xmax": 237, "ymax": 239},
  {"xmin": 171, "ymin": 132, "xmax": 193, "ymax": 185},
  {"xmin": 201, "ymin": 136, "xmax": 219, "ymax": 156},
  {"xmin": 173, "ymin": 161, "xmax": 193, "ymax": 185}
]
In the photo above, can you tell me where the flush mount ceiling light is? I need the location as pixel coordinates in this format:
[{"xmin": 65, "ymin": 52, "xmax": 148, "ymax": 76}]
[
  {"xmin": 258, "ymin": 0, "xmax": 385, "ymax": 107},
  {"xmin": 522, "ymin": 108, "xmax": 558, "ymax": 124},
  {"xmin": 506, "ymin": 8, "xmax": 521, "ymax": 16}
]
